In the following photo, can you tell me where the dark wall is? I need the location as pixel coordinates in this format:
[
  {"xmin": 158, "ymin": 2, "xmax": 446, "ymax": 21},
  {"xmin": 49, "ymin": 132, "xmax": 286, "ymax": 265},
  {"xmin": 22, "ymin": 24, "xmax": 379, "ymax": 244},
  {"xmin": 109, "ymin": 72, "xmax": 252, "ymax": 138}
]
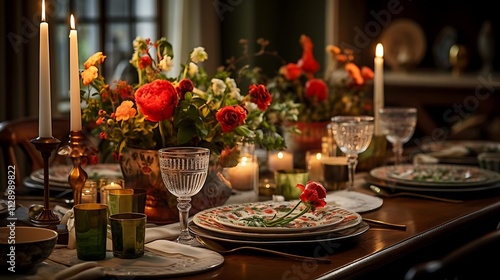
[{"xmin": 218, "ymin": 0, "xmax": 327, "ymax": 78}]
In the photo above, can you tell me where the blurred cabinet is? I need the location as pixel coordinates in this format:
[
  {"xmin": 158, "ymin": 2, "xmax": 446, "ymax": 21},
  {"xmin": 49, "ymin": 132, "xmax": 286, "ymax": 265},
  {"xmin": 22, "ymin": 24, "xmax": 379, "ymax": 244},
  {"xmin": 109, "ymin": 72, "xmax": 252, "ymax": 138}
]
[{"xmin": 383, "ymin": 71, "xmax": 500, "ymax": 142}]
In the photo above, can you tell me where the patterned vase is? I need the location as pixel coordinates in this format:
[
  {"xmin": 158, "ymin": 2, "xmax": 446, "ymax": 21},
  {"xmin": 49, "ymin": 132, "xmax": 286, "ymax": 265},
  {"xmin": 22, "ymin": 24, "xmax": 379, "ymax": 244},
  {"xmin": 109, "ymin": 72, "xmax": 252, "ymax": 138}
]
[{"xmin": 119, "ymin": 147, "xmax": 232, "ymax": 224}]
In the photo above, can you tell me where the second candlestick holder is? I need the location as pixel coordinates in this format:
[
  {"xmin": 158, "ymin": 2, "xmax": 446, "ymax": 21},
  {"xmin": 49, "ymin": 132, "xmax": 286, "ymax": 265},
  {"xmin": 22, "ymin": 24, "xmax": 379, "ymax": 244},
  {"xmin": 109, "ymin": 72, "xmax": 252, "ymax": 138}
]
[{"xmin": 58, "ymin": 130, "xmax": 97, "ymax": 205}]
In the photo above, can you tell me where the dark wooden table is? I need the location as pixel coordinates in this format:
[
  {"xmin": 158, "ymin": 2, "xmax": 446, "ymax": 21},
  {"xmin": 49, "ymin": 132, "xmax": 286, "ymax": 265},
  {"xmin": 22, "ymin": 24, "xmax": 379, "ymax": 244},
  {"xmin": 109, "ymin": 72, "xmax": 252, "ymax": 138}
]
[
  {"xmin": 4, "ymin": 174, "xmax": 500, "ymax": 279},
  {"xmin": 167, "ymin": 176, "xmax": 500, "ymax": 280}
]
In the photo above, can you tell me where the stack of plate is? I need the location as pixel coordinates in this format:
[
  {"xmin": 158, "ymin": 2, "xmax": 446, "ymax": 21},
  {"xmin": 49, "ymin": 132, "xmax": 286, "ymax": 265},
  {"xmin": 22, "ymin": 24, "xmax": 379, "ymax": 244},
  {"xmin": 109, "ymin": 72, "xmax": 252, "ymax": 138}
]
[
  {"xmin": 27, "ymin": 164, "xmax": 123, "ymax": 191},
  {"xmin": 189, "ymin": 202, "xmax": 369, "ymax": 246},
  {"xmin": 366, "ymin": 163, "xmax": 500, "ymax": 193}
]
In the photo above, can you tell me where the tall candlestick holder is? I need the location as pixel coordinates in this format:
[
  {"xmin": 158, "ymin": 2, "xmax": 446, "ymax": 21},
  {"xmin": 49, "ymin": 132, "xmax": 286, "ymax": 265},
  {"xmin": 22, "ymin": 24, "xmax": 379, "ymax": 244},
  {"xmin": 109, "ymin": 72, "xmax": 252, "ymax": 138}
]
[
  {"xmin": 30, "ymin": 136, "xmax": 61, "ymax": 227},
  {"xmin": 58, "ymin": 130, "xmax": 97, "ymax": 206}
]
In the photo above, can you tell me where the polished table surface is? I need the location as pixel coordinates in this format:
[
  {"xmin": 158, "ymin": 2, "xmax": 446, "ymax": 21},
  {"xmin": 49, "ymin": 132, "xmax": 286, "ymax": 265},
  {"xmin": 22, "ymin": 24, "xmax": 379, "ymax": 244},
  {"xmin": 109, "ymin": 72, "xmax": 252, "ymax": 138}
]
[{"xmin": 4, "ymin": 173, "xmax": 500, "ymax": 279}]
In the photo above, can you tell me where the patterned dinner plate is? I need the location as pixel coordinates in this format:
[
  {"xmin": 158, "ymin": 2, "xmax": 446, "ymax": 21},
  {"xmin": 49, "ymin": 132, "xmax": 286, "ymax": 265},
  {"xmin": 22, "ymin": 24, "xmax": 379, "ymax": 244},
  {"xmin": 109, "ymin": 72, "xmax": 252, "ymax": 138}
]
[
  {"xmin": 193, "ymin": 202, "xmax": 361, "ymax": 237},
  {"xmin": 211, "ymin": 202, "xmax": 345, "ymax": 233},
  {"xmin": 370, "ymin": 164, "xmax": 500, "ymax": 187}
]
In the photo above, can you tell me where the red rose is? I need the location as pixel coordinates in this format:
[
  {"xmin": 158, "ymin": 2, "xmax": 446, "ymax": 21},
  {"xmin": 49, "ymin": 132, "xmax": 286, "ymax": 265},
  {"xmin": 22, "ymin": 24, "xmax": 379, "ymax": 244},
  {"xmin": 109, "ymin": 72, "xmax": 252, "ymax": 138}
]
[
  {"xmin": 215, "ymin": 105, "xmax": 247, "ymax": 132},
  {"xmin": 134, "ymin": 79, "xmax": 179, "ymax": 122},
  {"xmin": 176, "ymin": 78, "xmax": 194, "ymax": 99},
  {"xmin": 305, "ymin": 78, "xmax": 328, "ymax": 102},
  {"xmin": 139, "ymin": 55, "xmax": 152, "ymax": 69},
  {"xmin": 248, "ymin": 84, "xmax": 272, "ymax": 111},
  {"xmin": 297, "ymin": 181, "xmax": 327, "ymax": 210},
  {"xmin": 297, "ymin": 35, "xmax": 320, "ymax": 75},
  {"xmin": 280, "ymin": 63, "xmax": 302, "ymax": 80}
]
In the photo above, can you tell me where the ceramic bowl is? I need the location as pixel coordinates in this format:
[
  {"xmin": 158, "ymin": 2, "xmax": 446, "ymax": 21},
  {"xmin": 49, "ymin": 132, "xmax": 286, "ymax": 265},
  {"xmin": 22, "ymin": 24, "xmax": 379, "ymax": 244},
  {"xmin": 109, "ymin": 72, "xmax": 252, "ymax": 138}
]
[
  {"xmin": 0, "ymin": 226, "xmax": 58, "ymax": 270},
  {"xmin": 477, "ymin": 152, "xmax": 500, "ymax": 173}
]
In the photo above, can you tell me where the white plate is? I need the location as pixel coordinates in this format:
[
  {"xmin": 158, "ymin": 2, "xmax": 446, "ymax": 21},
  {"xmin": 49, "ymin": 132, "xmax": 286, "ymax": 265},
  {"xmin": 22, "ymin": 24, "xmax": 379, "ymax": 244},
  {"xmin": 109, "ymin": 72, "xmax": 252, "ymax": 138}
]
[
  {"xmin": 49, "ymin": 240, "xmax": 223, "ymax": 277},
  {"xmin": 370, "ymin": 164, "xmax": 500, "ymax": 187},
  {"xmin": 193, "ymin": 204, "xmax": 362, "ymax": 239},
  {"xmin": 30, "ymin": 164, "xmax": 123, "ymax": 187},
  {"xmin": 326, "ymin": 190, "xmax": 383, "ymax": 213}
]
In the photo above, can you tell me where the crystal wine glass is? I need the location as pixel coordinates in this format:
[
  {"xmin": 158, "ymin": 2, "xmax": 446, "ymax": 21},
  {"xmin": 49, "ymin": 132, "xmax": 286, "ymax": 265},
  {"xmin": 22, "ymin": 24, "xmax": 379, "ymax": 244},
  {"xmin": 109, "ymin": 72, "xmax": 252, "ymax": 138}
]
[
  {"xmin": 158, "ymin": 147, "xmax": 210, "ymax": 244},
  {"xmin": 378, "ymin": 107, "xmax": 417, "ymax": 167},
  {"xmin": 330, "ymin": 116, "xmax": 374, "ymax": 191}
]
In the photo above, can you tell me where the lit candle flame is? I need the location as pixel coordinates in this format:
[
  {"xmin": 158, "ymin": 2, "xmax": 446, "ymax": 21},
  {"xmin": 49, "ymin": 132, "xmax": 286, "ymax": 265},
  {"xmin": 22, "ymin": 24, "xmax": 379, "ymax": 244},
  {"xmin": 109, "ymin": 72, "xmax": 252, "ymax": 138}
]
[
  {"xmin": 376, "ymin": 43, "xmax": 384, "ymax": 58},
  {"xmin": 42, "ymin": 0, "xmax": 46, "ymax": 21},
  {"xmin": 278, "ymin": 152, "xmax": 284, "ymax": 159},
  {"xmin": 70, "ymin": 14, "xmax": 75, "ymax": 30},
  {"xmin": 315, "ymin": 153, "xmax": 322, "ymax": 160}
]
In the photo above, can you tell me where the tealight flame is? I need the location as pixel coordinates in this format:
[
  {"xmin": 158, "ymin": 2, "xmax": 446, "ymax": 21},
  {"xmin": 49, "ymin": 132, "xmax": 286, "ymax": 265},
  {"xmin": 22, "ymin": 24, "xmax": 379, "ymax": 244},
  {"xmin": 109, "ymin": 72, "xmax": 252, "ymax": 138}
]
[
  {"xmin": 376, "ymin": 43, "xmax": 384, "ymax": 58},
  {"xmin": 315, "ymin": 153, "xmax": 322, "ymax": 160},
  {"xmin": 277, "ymin": 152, "xmax": 284, "ymax": 159},
  {"xmin": 70, "ymin": 14, "xmax": 75, "ymax": 30}
]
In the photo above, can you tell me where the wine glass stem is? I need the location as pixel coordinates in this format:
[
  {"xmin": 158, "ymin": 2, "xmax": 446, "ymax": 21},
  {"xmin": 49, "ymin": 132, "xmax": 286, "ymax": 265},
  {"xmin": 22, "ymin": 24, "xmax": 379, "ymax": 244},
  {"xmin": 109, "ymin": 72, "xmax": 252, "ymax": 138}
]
[
  {"xmin": 346, "ymin": 155, "xmax": 358, "ymax": 191},
  {"xmin": 393, "ymin": 141, "xmax": 403, "ymax": 167},
  {"xmin": 177, "ymin": 197, "xmax": 193, "ymax": 244}
]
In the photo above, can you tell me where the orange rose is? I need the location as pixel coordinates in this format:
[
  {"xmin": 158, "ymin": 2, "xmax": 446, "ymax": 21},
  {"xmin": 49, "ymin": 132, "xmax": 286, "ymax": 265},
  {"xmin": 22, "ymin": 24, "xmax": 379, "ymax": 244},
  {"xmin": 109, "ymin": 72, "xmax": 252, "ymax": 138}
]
[
  {"xmin": 361, "ymin": 66, "xmax": 374, "ymax": 81},
  {"xmin": 115, "ymin": 100, "xmax": 137, "ymax": 121},
  {"xmin": 83, "ymin": 52, "xmax": 106, "ymax": 69},
  {"xmin": 215, "ymin": 105, "xmax": 247, "ymax": 132},
  {"xmin": 345, "ymin": 62, "xmax": 364, "ymax": 86},
  {"xmin": 248, "ymin": 84, "xmax": 272, "ymax": 111},
  {"xmin": 81, "ymin": 66, "xmax": 98, "ymax": 85},
  {"xmin": 135, "ymin": 79, "xmax": 179, "ymax": 122},
  {"xmin": 305, "ymin": 79, "xmax": 328, "ymax": 102}
]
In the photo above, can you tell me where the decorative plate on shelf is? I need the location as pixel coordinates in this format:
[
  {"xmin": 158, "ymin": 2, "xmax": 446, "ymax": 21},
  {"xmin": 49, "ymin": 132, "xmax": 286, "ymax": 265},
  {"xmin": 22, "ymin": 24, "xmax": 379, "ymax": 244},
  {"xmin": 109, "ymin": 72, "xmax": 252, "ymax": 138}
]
[{"xmin": 379, "ymin": 18, "xmax": 426, "ymax": 70}]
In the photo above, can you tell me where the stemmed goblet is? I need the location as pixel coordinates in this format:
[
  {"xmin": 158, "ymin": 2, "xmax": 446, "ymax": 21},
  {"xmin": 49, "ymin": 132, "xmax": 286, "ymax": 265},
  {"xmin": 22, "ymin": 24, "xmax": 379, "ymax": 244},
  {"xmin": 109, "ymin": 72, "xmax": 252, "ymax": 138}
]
[
  {"xmin": 378, "ymin": 107, "xmax": 417, "ymax": 167},
  {"xmin": 330, "ymin": 116, "xmax": 374, "ymax": 191},
  {"xmin": 159, "ymin": 147, "xmax": 210, "ymax": 245}
]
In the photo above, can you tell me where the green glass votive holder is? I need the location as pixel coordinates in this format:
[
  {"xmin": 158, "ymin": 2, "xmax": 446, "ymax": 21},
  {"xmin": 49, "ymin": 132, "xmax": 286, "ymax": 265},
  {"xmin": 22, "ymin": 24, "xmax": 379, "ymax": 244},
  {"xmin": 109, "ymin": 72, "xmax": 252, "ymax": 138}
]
[
  {"xmin": 275, "ymin": 169, "xmax": 310, "ymax": 200},
  {"xmin": 109, "ymin": 213, "xmax": 147, "ymax": 259}
]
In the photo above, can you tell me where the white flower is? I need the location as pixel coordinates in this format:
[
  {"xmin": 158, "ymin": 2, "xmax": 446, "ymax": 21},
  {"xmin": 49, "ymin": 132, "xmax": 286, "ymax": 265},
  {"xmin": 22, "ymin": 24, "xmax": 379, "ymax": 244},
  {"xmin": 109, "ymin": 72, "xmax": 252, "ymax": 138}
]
[
  {"xmin": 188, "ymin": 62, "xmax": 199, "ymax": 76},
  {"xmin": 190, "ymin": 47, "xmax": 208, "ymax": 63},
  {"xmin": 158, "ymin": 55, "xmax": 173, "ymax": 72},
  {"xmin": 211, "ymin": 78, "xmax": 226, "ymax": 96},
  {"xmin": 132, "ymin": 36, "xmax": 143, "ymax": 51},
  {"xmin": 225, "ymin": 77, "xmax": 241, "ymax": 100}
]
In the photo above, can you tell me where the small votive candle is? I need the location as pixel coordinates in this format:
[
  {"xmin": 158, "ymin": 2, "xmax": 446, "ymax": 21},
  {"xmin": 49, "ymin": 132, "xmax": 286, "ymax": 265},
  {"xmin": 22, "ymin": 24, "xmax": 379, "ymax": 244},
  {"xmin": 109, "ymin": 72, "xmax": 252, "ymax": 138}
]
[
  {"xmin": 228, "ymin": 156, "xmax": 259, "ymax": 191},
  {"xmin": 306, "ymin": 150, "xmax": 324, "ymax": 182},
  {"xmin": 81, "ymin": 180, "xmax": 97, "ymax": 204},
  {"xmin": 98, "ymin": 178, "xmax": 124, "ymax": 205},
  {"xmin": 268, "ymin": 151, "xmax": 293, "ymax": 172}
]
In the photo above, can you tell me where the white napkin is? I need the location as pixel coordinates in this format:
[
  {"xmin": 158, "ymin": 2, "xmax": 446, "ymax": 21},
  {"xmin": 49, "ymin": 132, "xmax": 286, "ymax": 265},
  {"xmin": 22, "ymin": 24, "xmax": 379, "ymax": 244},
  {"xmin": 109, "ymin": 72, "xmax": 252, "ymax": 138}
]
[
  {"xmin": 145, "ymin": 239, "xmax": 215, "ymax": 259},
  {"xmin": 54, "ymin": 262, "xmax": 105, "ymax": 280}
]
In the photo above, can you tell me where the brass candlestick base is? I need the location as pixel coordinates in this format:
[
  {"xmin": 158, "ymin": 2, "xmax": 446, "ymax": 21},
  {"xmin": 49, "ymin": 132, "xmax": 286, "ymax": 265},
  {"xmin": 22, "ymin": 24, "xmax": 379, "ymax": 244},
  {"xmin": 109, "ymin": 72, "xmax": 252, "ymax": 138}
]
[
  {"xmin": 58, "ymin": 130, "xmax": 97, "ymax": 205},
  {"xmin": 30, "ymin": 137, "xmax": 61, "ymax": 227}
]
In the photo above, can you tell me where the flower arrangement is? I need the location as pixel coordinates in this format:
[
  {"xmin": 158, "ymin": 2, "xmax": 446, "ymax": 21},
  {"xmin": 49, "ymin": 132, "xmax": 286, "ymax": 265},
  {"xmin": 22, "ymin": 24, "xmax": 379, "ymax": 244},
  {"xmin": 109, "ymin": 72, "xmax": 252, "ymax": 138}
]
[
  {"xmin": 81, "ymin": 36, "xmax": 293, "ymax": 168},
  {"xmin": 241, "ymin": 181, "xmax": 327, "ymax": 227},
  {"xmin": 268, "ymin": 34, "xmax": 375, "ymax": 123}
]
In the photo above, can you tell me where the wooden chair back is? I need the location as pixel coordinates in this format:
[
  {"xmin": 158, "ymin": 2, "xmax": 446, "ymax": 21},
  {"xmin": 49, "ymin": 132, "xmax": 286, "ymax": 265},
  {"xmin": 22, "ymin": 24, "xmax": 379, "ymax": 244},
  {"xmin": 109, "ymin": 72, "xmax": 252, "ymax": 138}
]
[{"xmin": 0, "ymin": 115, "xmax": 70, "ymax": 193}]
